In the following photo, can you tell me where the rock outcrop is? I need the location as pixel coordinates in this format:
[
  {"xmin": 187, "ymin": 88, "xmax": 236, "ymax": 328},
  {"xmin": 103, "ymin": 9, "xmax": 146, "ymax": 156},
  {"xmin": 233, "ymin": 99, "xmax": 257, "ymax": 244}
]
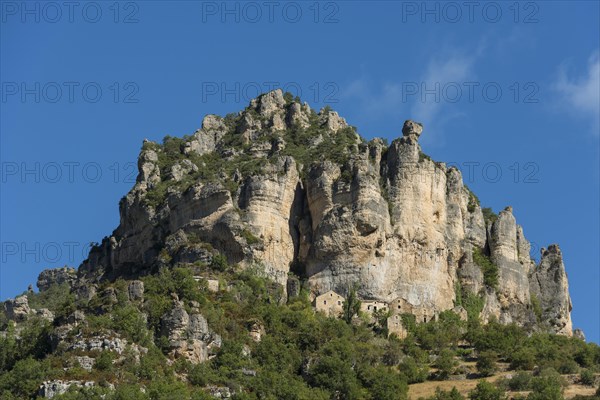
[
  {"xmin": 38, "ymin": 380, "xmax": 104, "ymax": 399},
  {"xmin": 37, "ymin": 266, "xmax": 77, "ymax": 292},
  {"xmin": 529, "ymin": 245, "xmax": 573, "ymax": 335},
  {"xmin": 128, "ymin": 280, "xmax": 144, "ymax": 302},
  {"xmin": 4, "ymin": 295, "xmax": 31, "ymax": 321},
  {"xmin": 160, "ymin": 298, "xmax": 221, "ymax": 363},
  {"xmin": 58, "ymin": 89, "xmax": 573, "ymax": 335}
]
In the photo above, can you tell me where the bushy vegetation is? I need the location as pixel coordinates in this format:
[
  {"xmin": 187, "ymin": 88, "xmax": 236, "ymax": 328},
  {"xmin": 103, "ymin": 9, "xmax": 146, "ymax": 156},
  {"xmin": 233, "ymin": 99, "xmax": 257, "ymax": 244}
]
[
  {"xmin": 472, "ymin": 247, "xmax": 499, "ymax": 290},
  {"xmin": 482, "ymin": 208, "xmax": 498, "ymax": 225},
  {"xmin": 466, "ymin": 187, "xmax": 480, "ymax": 213},
  {"xmin": 476, "ymin": 350, "xmax": 498, "ymax": 377},
  {"xmin": 1, "ymin": 254, "xmax": 599, "ymax": 399}
]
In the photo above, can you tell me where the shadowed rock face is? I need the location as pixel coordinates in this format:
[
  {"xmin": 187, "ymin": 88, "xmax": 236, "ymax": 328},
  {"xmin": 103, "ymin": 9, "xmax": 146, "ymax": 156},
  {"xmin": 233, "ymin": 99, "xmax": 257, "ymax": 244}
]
[{"xmin": 73, "ymin": 90, "xmax": 572, "ymax": 335}]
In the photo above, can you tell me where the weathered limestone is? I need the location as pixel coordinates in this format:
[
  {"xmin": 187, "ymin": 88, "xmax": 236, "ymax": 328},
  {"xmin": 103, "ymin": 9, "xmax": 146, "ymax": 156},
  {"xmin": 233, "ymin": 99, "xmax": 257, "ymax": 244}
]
[
  {"xmin": 128, "ymin": 280, "xmax": 144, "ymax": 302},
  {"xmin": 4, "ymin": 295, "xmax": 31, "ymax": 321},
  {"xmin": 39, "ymin": 380, "xmax": 96, "ymax": 399},
  {"xmin": 75, "ymin": 356, "xmax": 95, "ymax": 372},
  {"xmin": 530, "ymin": 245, "xmax": 573, "ymax": 335},
  {"xmin": 160, "ymin": 299, "xmax": 221, "ymax": 363},
  {"xmin": 72, "ymin": 91, "xmax": 573, "ymax": 335},
  {"xmin": 37, "ymin": 267, "xmax": 77, "ymax": 292},
  {"xmin": 487, "ymin": 207, "xmax": 533, "ymax": 325},
  {"xmin": 137, "ymin": 143, "xmax": 161, "ymax": 187},
  {"xmin": 184, "ymin": 115, "xmax": 228, "ymax": 156},
  {"xmin": 68, "ymin": 335, "xmax": 127, "ymax": 354}
]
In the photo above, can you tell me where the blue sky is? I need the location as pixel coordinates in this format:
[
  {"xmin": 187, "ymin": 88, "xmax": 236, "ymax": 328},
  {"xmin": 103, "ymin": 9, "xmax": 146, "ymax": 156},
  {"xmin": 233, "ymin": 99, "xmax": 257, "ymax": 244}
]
[{"xmin": 1, "ymin": 1, "xmax": 598, "ymax": 342}]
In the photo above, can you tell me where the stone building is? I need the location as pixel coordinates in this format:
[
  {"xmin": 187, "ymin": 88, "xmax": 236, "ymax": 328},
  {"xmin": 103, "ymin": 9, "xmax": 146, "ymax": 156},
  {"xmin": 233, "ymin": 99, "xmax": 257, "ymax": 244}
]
[
  {"xmin": 389, "ymin": 297, "xmax": 438, "ymax": 323},
  {"xmin": 360, "ymin": 300, "xmax": 388, "ymax": 314},
  {"xmin": 387, "ymin": 313, "xmax": 408, "ymax": 339},
  {"xmin": 314, "ymin": 290, "xmax": 345, "ymax": 317}
]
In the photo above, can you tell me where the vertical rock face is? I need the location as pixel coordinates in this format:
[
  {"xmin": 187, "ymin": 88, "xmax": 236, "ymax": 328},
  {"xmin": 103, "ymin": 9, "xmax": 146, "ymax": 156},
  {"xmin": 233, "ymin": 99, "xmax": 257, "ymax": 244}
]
[
  {"xmin": 490, "ymin": 208, "xmax": 519, "ymax": 264},
  {"xmin": 72, "ymin": 90, "xmax": 574, "ymax": 335},
  {"xmin": 486, "ymin": 207, "xmax": 534, "ymax": 325},
  {"xmin": 530, "ymin": 245, "xmax": 573, "ymax": 335},
  {"xmin": 239, "ymin": 157, "xmax": 302, "ymax": 286}
]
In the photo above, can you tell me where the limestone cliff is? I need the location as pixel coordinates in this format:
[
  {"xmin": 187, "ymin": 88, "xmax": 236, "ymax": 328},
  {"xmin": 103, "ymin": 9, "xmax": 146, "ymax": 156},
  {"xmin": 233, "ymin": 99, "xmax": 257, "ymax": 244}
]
[{"xmin": 76, "ymin": 89, "xmax": 572, "ymax": 335}]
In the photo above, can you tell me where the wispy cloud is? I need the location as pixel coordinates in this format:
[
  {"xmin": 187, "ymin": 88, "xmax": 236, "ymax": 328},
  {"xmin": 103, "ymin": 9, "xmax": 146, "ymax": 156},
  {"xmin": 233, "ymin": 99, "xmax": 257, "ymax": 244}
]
[
  {"xmin": 341, "ymin": 45, "xmax": 482, "ymax": 145},
  {"xmin": 410, "ymin": 53, "xmax": 476, "ymax": 134},
  {"xmin": 552, "ymin": 52, "xmax": 600, "ymax": 135}
]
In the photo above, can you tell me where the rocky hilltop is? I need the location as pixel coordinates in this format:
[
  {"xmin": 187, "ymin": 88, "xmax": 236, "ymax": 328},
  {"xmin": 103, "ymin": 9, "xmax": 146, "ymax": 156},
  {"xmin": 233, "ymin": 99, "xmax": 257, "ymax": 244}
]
[
  {"xmin": 72, "ymin": 89, "xmax": 572, "ymax": 336},
  {"xmin": 2, "ymin": 90, "xmax": 594, "ymax": 400}
]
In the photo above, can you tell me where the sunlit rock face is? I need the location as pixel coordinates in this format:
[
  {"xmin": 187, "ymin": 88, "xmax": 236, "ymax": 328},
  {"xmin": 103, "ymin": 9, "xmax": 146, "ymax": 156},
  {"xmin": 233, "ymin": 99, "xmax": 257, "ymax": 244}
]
[{"xmin": 75, "ymin": 90, "xmax": 572, "ymax": 335}]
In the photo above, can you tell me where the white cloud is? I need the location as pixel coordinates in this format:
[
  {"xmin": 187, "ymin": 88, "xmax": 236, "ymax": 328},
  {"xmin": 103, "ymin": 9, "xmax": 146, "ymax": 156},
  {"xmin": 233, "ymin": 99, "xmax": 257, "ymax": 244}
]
[
  {"xmin": 341, "ymin": 50, "xmax": 478, "ymax": 145},
  {"xmin": 553, "ymin": 52, "xmax": 600, "ymax": 135},
  {"xmin": 410, "ymin": 54, "xmax": 476, "ymax": 132}
]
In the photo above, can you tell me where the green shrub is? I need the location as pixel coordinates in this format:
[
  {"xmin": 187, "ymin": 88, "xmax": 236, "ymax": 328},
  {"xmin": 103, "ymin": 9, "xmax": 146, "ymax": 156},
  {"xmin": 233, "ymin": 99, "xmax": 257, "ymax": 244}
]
[
  {"xmin": 241, "ymin": 229, "xmax": 261, "ymax": 245},
  {"xmin": 0, "ymin": 317, "xmax": 52, "ymax": 371},
  {"xmin": 95, "ymin": 351, "xmax": 115, "ymax": 372},
  {"xmin": 112, "ymin": 305, "xmax": 150, "ymax": 344},
  {"xmin": 308, "ymin": 339, "xmax": 363, "ymax": 399},
  {"xmin": 477, "ymin": 351, "xmax": 498, "ymax": 377},
  {"xmin": 463, "ymin": 292, "xmax": 485, "ymax": 322},
  {"xmin": 146, "ymin": 378, "xmax": 191, "ymax": 400},
  {"xmin": 466, "ymin": 187, "xmax": 480, "ymax": 213},
  {"xmin": 210, "ymin": 253, "xmax": 229, "ymax": 272},
  {"xmin": 342, "ymin": 286, "xmax": 361, "ymax": 324},
  {"xmin": 401, "ymin": 313, "xmax": 417, "ymax": 335},
  {"xmin": 26, "ymin": 282, "xmax": 72, "ymax": 312},
  {"xmin": 398, "ymin": 355, "xmax": 428, "ymax": 384},
  {"xmin": 472, "ymin": 247, "xmax": 499, "ymax": 289},
  {"xmin": 530, "ymin": 294, "xmax": 542, "ymax": 323},
  {"xmin": 468, "ymin": 380, "xmax": 507, "ymax": 400},
  {"xmin": 112, "ymin": 384, "xmax": 150, "ymax": 400},
  {"xmin": 580, "ymin": 369, "xmax": 595, "ymax": 386},
  {"xmin": 429, "ymin": 387, "xmax": 466, "ymax": 400},
  {"xmin": 415, "ymin": 312, "xmax": 463, "ymax": 351},
  {"xmin": 0, "ymin": 357, "xmax": 52, "ymax": 398},
  {"xmin": 454, "ymin": 281, "xmax": 464, "ymax": 307},
  {"xmin": 528, "ymin": 368, "xmax": 565, "ymax": 400},
  {"xmin": 508, "ymin": 371, "xmax": 532, "ymax": 391},
  {"xmin": 359, "ymin": 365, "xmax": 408, "ymax": 400},
  {"xmin": 558, "ymin": 358, "xmax": 580, "ymax": 374},
  {"xmin": 382, "ymin": 337, "xmax": 403, "ymax": 366},
  {"xmin": 482, "ymin": 208, "xmax": 498, "ymax": 225},
  {"xmin": 474, "ymin": 320, "xmax": 525, "ymax": 359},
  {"xmin": 510, "ymin": 348, "xmax": 536, "ymax": 370},
  {"xmin": 435, "ymin": 349, "xmax": 457, "ymax": 380}
]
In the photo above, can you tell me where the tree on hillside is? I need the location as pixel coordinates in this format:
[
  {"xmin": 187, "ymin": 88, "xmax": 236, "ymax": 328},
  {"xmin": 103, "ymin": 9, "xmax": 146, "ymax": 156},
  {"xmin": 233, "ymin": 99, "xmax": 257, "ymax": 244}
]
[{"xmin": 343, "ymin": 285, "xmax": 361, "ymax": 324}]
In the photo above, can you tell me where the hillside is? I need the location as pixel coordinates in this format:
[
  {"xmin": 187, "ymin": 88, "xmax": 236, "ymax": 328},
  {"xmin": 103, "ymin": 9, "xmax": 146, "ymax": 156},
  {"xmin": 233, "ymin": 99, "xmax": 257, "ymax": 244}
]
[{"xmin": 1, "ymin": 90, "xmax": 597, "ymax": 399}]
